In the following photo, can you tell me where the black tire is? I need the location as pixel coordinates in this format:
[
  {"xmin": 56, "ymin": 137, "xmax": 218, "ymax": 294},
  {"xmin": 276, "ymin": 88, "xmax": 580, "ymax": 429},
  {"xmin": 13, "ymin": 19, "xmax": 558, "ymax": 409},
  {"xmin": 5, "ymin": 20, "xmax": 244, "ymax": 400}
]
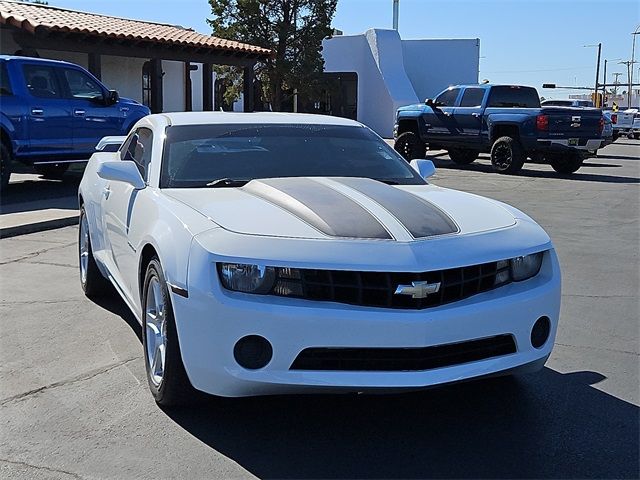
[
  {"xmin": 490, "ymin": 136, "xmax": 526, "ymax": 174},
  {"xmin": 142, "ymin": 257, "xmax": 195, "ymax": 407},
  {"xmin": 35, "ymin": 163, "xmax": 69, "ymax": 179},
  {"xmin": 394, "ymin": 131, "xmax": 426, "ymax": 161},
  {"xmin": 612, "ymin": 131, "xmax": 619, "ymax": 142},
  {"xmin": 549, "ymin": 153, "xmax": 583, "ymax": 174},
  {"xmin": 634, "ymin": 133, "xmax": 640, "ymax": 140},
  {"xmin": 448, "ymin": 148, "xmax": 479, "ymax": 165},
  {"xmin": 79, "ymin": 207, "xmax": 111, "ymax": 297},
  {"xmin": 1, "ymin": 141, "xmax": 12, "ymax": 193}
]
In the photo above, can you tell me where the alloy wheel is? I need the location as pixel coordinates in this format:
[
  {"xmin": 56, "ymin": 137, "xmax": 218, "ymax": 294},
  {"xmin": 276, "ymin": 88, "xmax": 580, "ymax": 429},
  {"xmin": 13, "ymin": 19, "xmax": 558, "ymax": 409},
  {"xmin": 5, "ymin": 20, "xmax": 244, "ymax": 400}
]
[{"xmin": 145, "ymin": 277, "xmax": 167, "ymax": 387}]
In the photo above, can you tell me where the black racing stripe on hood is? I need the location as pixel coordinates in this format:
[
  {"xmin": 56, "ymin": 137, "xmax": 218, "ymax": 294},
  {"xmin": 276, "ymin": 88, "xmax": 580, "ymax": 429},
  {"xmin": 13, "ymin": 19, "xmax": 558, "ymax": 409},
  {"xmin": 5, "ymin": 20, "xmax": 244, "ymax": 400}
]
[
  {"xmin": 242, "ymin": 178, "xmax": 392, "ymax": 239},
  {"xmin": 333, "ymin": 177, "xmax": 459, "ymax": 238}
]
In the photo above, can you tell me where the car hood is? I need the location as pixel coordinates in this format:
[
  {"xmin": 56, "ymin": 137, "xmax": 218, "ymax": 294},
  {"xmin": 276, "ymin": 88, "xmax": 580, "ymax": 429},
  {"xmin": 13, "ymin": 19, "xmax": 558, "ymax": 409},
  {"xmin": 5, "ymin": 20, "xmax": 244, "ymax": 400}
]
[{"xmin": 164, "ymin": 177, "xmax": 517, "ymax": 242}]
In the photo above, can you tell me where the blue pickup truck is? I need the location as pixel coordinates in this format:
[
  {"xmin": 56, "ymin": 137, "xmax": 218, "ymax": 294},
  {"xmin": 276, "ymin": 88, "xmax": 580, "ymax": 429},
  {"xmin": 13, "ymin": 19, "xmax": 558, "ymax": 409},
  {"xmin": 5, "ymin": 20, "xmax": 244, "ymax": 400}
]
[
  {"xmin": 0, "ymin": 56, "xmax": 150, "ymax": 190},
  {"xmin": 394, "ymin": 84, "xmax": 605, "ymax": 174}
]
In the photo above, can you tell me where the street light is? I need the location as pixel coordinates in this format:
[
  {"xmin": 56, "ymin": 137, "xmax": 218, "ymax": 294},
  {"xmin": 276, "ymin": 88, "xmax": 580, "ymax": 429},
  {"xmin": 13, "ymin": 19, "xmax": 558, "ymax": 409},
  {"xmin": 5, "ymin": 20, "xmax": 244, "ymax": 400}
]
[
  {"xmin": 631, "ymin": 26, "xmax": 640, "ymax": 107},
  {"xmin": 584, "ymin": 43, "xmax": 602, "ymax": 107},
  {"xmin": 603, "ymin": 58, "xmax": 622, "ymax": 105}
]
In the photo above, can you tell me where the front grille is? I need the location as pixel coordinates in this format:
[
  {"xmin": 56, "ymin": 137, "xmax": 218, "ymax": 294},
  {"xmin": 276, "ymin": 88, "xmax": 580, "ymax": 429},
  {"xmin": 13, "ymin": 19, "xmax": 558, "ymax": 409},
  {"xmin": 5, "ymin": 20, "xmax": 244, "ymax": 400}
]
[
  {"xmin": 290, "ymin": 334, "xmax": 517, "ymax": 371},
  {"xmin": 272, "ymin": 260, "xmax": 510, "ymax": 309}
]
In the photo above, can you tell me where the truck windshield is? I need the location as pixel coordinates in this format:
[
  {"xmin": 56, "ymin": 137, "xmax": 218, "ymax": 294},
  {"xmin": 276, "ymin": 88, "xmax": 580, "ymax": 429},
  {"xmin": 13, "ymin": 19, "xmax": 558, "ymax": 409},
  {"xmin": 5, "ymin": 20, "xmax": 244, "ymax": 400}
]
[
  {"xmin": 160, "ymin": 124, "xmax": 425, "ymax": 188},
  {"xmin": 487, "ymin": 86, "xmax": 541, "ymax": 108}
]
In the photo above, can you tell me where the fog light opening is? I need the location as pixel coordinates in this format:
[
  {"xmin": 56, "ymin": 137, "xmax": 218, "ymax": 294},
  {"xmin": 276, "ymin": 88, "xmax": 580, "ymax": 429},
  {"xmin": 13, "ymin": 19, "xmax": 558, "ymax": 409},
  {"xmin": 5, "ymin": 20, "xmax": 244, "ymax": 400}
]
[
  {"xmin": 234, "ymin": 335, "xmax": 273, "ymax": 370},
  {"xmin": 531, "ymin": 316, "xmax": 551, "ymax": 349}
]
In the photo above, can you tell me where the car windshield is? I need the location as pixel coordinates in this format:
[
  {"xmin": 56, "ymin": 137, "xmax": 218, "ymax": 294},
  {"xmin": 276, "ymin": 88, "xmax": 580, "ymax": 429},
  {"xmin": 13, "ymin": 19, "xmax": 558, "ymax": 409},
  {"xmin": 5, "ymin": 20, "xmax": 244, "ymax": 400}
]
[{"xmin": 160, "ymin": 123, "xmax": 425, "ymax": 188}]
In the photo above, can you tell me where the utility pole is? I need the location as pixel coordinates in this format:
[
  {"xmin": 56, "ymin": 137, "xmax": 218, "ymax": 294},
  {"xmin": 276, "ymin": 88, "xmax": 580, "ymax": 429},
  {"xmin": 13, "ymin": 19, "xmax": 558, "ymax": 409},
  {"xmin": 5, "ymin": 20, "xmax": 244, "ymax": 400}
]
[
  {"xmin": 631, "ymin": 27, "xmax": 639, "ymax": 107},
  {"xmin": 595, "ymin": 43, "xmax": 602, "ymax": 107},
  {"xmin": 619, "ymin": 60, "xmax": 633, "ymax": 107},
  {"xmin": 392, "ymin": 0, "xmax": 399, "ymax": 31},
  {"xmin": 613, "ymin": 72, "xmax": 623, "ymax": 95}
]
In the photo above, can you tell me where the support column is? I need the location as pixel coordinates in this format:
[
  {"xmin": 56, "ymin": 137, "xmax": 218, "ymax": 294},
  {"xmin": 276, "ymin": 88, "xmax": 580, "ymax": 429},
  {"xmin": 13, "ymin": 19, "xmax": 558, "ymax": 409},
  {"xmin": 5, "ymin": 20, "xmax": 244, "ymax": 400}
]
[
  {"xmin": 243, "ymin": 65, "xmax": 255, "ymax": 112},
  {"xmin": 202, "ymin": 63, "xmax": 213, "ymax": 111},
  {"xmin": 149, "ymin": 58, "xmax": 163, "ymax": 114},
  {"xmin": 88, "ymin": 53, "xmax": 102, "ymax": 80},
  {"xmin": 184, "ymin": 62, "xmax": 193, "ymax": 112}
]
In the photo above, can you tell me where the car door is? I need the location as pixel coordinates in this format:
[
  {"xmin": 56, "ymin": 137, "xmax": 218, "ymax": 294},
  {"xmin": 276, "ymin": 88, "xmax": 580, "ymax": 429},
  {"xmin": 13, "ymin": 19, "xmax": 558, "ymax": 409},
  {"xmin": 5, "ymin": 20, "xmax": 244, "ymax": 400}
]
[
  {"xmin": 58, "ymin": 66, "xmax": 125, "ymax": 155},
  {"xmin": 101, "ymin": 127, "xmax": 153, "ymax": 294},
  {"xmin": 21, "ymin": 63, "xmax": 73, "ymax": 155},
  {"xmin": 422, "ymin": 87, "xmax": 460, "ymax": 145},
  {"xmin": 453, "ymin": 87, "xmax": 487, "ymax": 148}
]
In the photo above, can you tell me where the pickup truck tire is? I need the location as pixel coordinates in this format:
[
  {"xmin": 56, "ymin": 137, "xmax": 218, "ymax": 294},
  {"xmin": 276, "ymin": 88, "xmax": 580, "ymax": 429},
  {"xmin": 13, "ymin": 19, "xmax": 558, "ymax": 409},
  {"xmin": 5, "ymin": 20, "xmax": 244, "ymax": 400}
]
[
  {"xmin": 394, "ymin": 131, "xmax": 426, "ymax": 161},
  {"xmin": 448, "ymin": 148, "xmax": 479, "ymax": 165},
  {"xmin": 490, "ymin": 136, "xmax": 526, "ymax": 174},
  {"xmin": 35, "ymin": 163, "xmax": 70, "ymax": 180},
  {"xmin": 549, "ymin": 153, "xmax": 583, "ymax": 174},
  {"xmin": 0, "ymin": 142, "xmax": 11, "ymax": 192},
  {"xmin": 79, "ymin": 206, "xmax": 111, "ymax": 298}
]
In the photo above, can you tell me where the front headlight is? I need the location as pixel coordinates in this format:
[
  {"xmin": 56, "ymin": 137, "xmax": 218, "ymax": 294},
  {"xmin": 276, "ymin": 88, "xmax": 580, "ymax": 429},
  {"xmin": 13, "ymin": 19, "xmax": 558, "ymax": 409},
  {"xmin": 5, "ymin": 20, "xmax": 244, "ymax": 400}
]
[
  {"xmin": 510, "ymin": 252, "xmax": 544, "ymax": 281},
  {"xmin": 218, "ymin": 263, "xmax": 276, "ymax": 294}
]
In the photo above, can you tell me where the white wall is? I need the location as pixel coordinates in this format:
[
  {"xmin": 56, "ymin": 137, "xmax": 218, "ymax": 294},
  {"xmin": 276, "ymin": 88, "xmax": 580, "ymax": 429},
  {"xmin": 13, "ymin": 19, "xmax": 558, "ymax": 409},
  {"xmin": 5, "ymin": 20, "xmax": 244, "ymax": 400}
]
[
  {"xmin": 402, "ymin": 38, "xmax": 480, "ymax": 102},
  {"xmin": 323, "ymin": 29, "xmax": 480, "ymax": 137}
]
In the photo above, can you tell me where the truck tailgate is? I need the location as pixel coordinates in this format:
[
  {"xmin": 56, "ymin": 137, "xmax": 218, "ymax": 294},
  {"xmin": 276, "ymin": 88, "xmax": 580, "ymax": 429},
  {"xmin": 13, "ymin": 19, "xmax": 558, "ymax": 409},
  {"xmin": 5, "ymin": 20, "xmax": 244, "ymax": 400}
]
[{"xmin": 542, "ymin": 107, "xmax": 601, "ymax": 138}]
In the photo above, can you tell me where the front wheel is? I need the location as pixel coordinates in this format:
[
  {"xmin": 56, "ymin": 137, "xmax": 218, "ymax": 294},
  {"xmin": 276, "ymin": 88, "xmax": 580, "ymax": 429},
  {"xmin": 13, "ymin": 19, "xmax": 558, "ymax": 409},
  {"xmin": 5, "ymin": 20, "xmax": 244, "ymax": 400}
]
[
  {"xmin": 142, "ymin": 257, "xmax": 195, "ymax": 407},
  {"xmin": 549, "ymin": 154, "xmax": 583, "ymax": 174},
  {"xmin": 394, "ymin": 131, "xmax": 426, "ymax": 161},
  {"xmin": 35, "ymin": 163, "xmax": 69, "ymax": 179},
  {"xmin": 448, "ymin": 148, "xmax": 479, "ymax": 165},
  {"xmin": 490, "ymin": 136, "xmax": 526, "ymax": 174},
  {"xmin": 1, "ymin": 142, "xmax": 12, "ymax": 193}
]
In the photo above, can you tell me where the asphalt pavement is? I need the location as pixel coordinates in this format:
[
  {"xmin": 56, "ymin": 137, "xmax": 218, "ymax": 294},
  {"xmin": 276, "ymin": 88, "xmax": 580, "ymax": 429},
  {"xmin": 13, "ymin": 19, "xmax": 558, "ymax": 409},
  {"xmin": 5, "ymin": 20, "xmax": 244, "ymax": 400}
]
[{"xmin": 0, "ymin": 141, "xmax": 638, "ymax": 479}]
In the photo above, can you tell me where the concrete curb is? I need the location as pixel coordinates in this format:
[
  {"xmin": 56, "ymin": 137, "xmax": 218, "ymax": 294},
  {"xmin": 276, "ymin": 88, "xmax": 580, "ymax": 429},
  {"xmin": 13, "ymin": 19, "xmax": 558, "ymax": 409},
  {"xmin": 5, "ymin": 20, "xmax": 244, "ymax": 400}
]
[{"xmin": 0, "ymin": 215, "xmax": 78, "ymax": 239}]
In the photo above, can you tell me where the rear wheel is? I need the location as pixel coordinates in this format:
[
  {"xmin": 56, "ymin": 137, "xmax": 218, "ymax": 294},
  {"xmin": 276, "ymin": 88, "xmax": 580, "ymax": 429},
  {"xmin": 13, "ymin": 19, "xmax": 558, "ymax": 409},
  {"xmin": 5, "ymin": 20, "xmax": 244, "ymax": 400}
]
[
  {"xmin": 448, "ymin": 148, "xmax": 479, "ymax": 165},
  {"xmin": 1, "ymin": 141, "xmax": 12, "ymax": 193},
  {"xmin": 142, "ymin": 257, "xmax": 196, "ymax": 407},
  {"xmin": 79, "ymin": 207, "xmax": 111, "ymax": 297},
  {"xmin": 549, "ymin": 153, "xmax": 583, "ymax": 174},
  {"xmin": 394, "ymin": 131, "xmax": 426, "ymax": 161},
  {"xmin": 490, "ymin": 136, "xmax": 526, "ymax": 174},
  {"xmin": 35, "ymin": 163, "xmax": 69, "ymax": 179}
]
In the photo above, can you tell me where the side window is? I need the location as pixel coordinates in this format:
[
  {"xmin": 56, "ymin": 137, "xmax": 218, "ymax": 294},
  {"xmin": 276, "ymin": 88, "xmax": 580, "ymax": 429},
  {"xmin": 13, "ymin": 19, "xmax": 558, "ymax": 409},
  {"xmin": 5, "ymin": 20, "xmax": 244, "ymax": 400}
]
[
  {"xmin": 62, "ymin": 68, "xmax": 103, "ymax": 101},
  {"xmin": 121, "ymin": 128, "xmax": 153, "ymax": 180},
  {"xmin": 435, "ymin": 88, "xmax": 460, "ymax": 107},
  {"xmin": 459, "ymin": 88, "xmax": 485, "ymax": 108},
  {"xmin": 23, "ymin": 65, "xmax": 61, "ymax": 98},
  {"xmin": 0, "ymin": 63, "xmax": 12, "ymax": 96}
]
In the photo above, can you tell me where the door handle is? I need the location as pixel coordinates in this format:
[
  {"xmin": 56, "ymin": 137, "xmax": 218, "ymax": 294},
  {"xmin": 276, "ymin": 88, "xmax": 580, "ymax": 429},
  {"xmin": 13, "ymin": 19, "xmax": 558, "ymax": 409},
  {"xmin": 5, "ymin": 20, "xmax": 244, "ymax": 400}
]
[
  {"xmin": 31, "ymin": 108, "xmax": 44, "ymax": 115},
  {"xmin": 102, "ymin": 186, "xmax": 111, "ymax": 199},
  {"xmin": 74, "ymin": 109, "xmax": 86, "ymax": 116},
  {"xmin": 472, "ymin": 113, "xmax": 480, "ymax": 118},
  {"xmin": 444, "ymin": 111, "xmax": 452, "ymax": 116}
]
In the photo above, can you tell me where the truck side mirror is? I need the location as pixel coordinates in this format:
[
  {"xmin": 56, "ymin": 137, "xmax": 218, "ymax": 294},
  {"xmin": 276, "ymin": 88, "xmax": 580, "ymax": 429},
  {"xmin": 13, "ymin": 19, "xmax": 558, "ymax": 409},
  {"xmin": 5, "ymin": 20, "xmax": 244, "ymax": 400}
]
[
  {"xmin": 425, "ymin": 98, "xmax": 434, "ymax": 107},
  {"xmin": 105, "ymin": 90, "xmax": 119, "ymax": 106}
]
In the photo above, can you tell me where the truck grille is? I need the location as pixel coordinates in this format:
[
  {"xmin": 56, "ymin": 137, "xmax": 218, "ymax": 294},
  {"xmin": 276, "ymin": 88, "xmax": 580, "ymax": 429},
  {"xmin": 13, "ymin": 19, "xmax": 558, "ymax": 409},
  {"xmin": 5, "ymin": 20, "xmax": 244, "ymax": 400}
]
[
  {"xmin": 290, "ymin": 334, "xmax": 517, "ymax": 371},
  {"xmin": 272, "ymin": 260, "xmax": 510, "ymax": 309}
]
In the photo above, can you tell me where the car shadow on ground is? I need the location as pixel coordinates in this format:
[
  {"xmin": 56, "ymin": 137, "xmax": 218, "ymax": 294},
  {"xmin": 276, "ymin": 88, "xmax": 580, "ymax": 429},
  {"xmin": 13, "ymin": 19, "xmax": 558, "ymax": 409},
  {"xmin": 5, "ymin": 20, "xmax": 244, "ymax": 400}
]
[
  {"xmin": 429, "ymin": 157, "xmax": 640, "ymax": 184},
  {"xmin": 163, "ymin": 368, "xmax": 638, "ymax": 479},
  {"xmin": 0, "ymin": 174, "xmax": 81, "ymax": 213},
  {"xmin": 91, "ymin": 286, "xmax": 142, "ymax": 341}
]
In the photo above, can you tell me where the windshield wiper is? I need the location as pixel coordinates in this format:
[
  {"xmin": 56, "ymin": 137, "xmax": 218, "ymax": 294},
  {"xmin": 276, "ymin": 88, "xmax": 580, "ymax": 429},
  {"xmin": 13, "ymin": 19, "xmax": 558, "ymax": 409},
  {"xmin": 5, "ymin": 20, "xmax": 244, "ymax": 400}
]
[{"xmin": 205, "ymin": 178, "xmax": 249, "ymax": 188}]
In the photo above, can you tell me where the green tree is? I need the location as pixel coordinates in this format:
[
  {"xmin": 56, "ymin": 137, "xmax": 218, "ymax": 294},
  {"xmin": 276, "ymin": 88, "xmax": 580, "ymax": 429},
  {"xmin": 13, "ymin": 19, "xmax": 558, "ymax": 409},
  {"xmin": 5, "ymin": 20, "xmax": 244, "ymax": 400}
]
[{"xmin": 208, "ymin": 0, "xmax": 337, "ymax": 111}]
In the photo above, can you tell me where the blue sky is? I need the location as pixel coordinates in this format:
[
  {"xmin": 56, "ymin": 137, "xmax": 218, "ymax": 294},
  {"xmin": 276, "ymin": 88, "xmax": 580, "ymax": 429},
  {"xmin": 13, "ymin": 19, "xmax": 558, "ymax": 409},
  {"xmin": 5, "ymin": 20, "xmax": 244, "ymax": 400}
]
[{"xmin": 47, "ymin": 0, "xmax": 639, "ymax": 98}]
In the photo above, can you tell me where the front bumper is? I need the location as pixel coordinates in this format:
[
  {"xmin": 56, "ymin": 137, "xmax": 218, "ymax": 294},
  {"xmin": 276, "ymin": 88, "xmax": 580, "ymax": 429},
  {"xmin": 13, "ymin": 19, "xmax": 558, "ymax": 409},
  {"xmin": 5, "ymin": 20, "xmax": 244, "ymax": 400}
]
[{"xmin": 171, "ymin": 246, "xmax": 561, "ymax": 397}]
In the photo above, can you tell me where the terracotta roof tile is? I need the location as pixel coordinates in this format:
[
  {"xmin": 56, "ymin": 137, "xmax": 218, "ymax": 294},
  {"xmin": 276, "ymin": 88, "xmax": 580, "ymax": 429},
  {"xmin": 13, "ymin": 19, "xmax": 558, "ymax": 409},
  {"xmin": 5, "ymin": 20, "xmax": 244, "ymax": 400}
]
[{"xmin": 0, "ymin": 0, "xmax": 271, "ymax": 56}]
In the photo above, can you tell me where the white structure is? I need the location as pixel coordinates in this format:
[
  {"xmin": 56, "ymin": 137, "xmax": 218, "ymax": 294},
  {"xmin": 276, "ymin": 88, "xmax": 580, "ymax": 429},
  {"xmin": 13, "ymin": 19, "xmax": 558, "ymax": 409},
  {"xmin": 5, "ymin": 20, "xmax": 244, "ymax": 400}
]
[{"xmin": 322, "ymin": 29, "xmax": 480, "ymax": 137}]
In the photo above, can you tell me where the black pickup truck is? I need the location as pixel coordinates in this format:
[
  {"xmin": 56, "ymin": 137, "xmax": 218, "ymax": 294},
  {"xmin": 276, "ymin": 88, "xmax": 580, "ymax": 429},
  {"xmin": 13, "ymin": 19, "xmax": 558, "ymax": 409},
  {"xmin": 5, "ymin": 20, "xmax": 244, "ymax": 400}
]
[{"xmin": 394, "ymin": 84, "xmax": 605, "ymax": 174}]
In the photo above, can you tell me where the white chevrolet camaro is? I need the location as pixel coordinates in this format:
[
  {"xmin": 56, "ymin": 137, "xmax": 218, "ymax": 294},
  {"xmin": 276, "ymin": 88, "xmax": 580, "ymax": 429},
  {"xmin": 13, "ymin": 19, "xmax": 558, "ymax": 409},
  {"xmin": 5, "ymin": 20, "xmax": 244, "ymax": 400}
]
[{"xmin": 78, "ymin": 112, "xmax": 561, "ymax": 406}]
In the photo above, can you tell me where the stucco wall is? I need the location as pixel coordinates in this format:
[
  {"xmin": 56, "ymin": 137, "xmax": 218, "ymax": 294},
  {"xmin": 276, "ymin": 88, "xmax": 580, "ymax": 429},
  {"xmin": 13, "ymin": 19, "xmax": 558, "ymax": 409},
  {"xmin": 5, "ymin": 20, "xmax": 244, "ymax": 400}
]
[{"xmin": 402, "ymin": 38, "xmax": 480, "ymax": 102}]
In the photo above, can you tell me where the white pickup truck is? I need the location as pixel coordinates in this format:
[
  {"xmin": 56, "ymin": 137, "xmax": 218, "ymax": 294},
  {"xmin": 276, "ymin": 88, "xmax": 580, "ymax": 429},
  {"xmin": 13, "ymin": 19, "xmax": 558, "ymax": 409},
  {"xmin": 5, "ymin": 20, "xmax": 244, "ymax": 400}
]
[{"xmin": 609, "ymin": 108, "xmax": 640, "ymax": 140}]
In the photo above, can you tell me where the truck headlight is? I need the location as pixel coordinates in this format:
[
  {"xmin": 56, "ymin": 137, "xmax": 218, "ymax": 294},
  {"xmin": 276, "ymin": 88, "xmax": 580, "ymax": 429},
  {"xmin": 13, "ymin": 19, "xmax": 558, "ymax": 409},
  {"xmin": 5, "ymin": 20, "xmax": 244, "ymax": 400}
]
[
  {"xmin": 218, "ymin": 263, "xmax": 276, "ymax": 294},
  {"xmin": 510, "ymin": 252, "xmax": 544, "ymax": 281}
]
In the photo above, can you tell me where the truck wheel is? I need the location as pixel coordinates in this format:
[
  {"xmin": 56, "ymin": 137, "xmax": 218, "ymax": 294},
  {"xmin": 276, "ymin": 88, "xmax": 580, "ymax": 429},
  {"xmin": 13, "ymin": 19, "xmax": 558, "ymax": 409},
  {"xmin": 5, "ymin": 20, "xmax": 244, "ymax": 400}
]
[
  {"xmin": 0, "ymin": 142, "xmax": 11, "ymax": 193},
  {"xmin": 448, "ymin": 148, "xmax": 479, "ymax": 165},
  {"xmin": 35, "ymin": 163, "xmax": 69, "ymax": 180},
  {"xmin": 394, "ymin": 131, "xmax": 426, "ymax": 161},
  {"xmin": 549, "ymin": 154, "xmax": 583, "ymax": 174},
  {"xmin": 490, "ymin": 136, "xmax": 526, "ymax": 174}
]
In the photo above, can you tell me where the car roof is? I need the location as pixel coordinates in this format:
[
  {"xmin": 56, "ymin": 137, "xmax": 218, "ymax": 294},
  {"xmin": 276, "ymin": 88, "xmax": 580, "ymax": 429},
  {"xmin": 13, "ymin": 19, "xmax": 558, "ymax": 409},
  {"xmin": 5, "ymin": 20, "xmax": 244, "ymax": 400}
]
[
  {"xmin": 0, "ymin": 55, "xmax": 78, "ymax": 67},
  {"xmin": 157, "ymin": 112, "xmax": 364, "ymax": 127}
]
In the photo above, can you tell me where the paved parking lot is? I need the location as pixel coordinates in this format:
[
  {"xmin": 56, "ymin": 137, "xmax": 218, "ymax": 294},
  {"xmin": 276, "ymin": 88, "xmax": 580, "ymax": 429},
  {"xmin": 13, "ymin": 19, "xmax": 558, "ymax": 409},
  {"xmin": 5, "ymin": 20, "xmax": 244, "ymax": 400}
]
[{"xmin": 1, "ymin": 141, "xmax": 638, "ymax": 479}]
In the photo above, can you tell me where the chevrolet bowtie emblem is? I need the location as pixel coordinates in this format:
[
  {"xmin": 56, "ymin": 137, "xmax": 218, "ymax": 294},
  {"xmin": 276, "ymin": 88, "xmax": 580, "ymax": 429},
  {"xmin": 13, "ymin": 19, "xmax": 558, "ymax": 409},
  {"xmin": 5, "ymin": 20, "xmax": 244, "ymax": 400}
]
[{"xmin": 394, "ymin": 281, "xmax": 441, "ymax": 299}]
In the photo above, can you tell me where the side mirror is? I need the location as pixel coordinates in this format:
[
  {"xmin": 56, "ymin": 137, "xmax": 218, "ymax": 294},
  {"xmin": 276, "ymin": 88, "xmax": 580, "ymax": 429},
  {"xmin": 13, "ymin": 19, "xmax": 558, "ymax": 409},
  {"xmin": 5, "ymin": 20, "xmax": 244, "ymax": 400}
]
[
  {"xmin": 425, "ymin": 98, "xmax": 434, "ymax": 107},
  {"xmin": 95, "ymin": 135, "xmax": 127, "ymax": 152},
  {"xmin": 410, "ymin": 159, "xmax": 436, "ymax": 179},
  {"xmin": 105, "ymin": 90, "xmax": 119, "ymax": 106},
  {"xmin": 97, "ymin": 161, "xmax": 145, "ymax": 189}
]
